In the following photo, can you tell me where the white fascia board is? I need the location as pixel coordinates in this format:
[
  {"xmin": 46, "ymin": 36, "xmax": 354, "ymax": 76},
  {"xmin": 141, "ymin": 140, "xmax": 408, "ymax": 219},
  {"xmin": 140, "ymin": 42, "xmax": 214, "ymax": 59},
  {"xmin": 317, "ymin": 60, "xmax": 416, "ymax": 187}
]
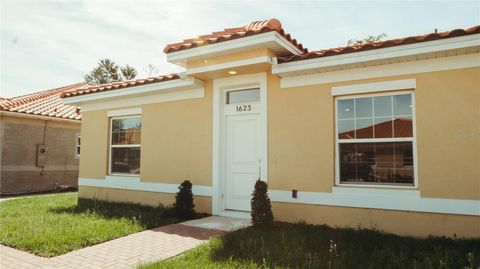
[
  {"xmin": 63, "ymin": 78, "xmax": 204, "ymax": 106},
  {"xmin": 280, "ymin": 53, "xmax": 480, "ymax": 88},
  {"xmin": 167, "ymin": 31, "xmax": 303, "ymax": 66},
  {"xmin": 331, "ymin": 79, "xmax": 416, "ymax": 96},
  {"xmin": 273, "ymin": 34, "xmax": 480, "ymax": 76},
  {"xmin": 185, "ymin": 56, "xmax": 273, "ymax": 76}
]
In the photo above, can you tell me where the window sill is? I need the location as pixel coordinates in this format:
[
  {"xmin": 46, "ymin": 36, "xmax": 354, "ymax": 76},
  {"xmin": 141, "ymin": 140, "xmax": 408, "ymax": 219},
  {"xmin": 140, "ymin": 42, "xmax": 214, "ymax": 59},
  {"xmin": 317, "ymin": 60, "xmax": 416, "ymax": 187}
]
[
  {"xmin": 105, "ymin": 175, "xmax": 140, "ymax": 183},
  {"xmin": 332, "ymin": 186, "xmax": 420, "ymax": 198}
]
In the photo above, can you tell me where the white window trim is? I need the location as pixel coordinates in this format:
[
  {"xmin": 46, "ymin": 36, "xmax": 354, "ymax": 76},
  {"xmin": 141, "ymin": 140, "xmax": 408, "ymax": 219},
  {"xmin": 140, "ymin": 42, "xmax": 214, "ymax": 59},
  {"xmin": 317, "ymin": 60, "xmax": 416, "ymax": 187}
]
[
  {"xmin": 108, "ymin": 115, "xmax": 142, "ymax": 177},
  {"xmin": 75, "ymin": 133, "xmax": 81, "ymax": 159},
  {"xmin": 331, "ymin": 79, "xmax": 416, "ymax": 96},
  {"xmin": 334, "ymin": 90, "xmax": 419, "ymax": 189}
]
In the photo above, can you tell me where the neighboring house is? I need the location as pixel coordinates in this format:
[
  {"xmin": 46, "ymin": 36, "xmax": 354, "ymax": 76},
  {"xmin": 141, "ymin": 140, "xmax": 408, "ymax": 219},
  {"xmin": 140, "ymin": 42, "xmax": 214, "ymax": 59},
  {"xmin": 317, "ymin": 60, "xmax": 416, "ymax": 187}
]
[
  {"xmin": 62, "ymin": 19, "xmax": 480, "ymax": 238},
  {"xmin": 0, "ymin": 83, "xmax": 88, "ymax": 195}
]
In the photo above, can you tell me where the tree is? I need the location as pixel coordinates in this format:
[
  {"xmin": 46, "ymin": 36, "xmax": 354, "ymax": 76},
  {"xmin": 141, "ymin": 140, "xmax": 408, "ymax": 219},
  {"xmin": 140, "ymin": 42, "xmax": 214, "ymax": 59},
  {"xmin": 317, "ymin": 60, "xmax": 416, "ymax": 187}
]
[
  {"xmin": 84, "ymin": 58, "xmax": 137, "ymax": 84},
  {"xmin": 250, "ymin": 179, "xmax": 273, "ymax": 226},
  {"xmin": 121, "ymin": 65, "xmax": 137, "ymax": 80},
  {"xmin": 173, "ymin": 180, "xmax": 195, "ymax": 219},
  {"xmin": 348, "ymin": 33, "xmax": 387, "ymax": 46},
  {"xmin": 143, "ymin": 64, "xmax": 159, "ymax": 77}
]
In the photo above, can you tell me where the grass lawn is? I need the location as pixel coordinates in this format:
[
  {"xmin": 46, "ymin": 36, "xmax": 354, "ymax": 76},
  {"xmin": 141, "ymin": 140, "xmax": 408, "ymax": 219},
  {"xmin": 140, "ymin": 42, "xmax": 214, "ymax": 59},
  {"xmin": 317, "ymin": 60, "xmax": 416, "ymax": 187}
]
[
  {"xmin": 140, "ymin": 223, "xmax": 480, "ymax": 269},
  {"xmin": 0, "ymin": 193, "xmax": 183, "ymax": 257}
]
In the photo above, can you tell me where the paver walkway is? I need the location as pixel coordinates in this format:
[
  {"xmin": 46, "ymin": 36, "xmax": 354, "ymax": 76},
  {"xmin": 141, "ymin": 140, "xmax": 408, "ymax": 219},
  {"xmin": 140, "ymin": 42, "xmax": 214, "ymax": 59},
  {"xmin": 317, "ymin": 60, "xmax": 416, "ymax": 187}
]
[{"xmin": 0, "ymin": 216, "xmax": 249, "ymax": 269}]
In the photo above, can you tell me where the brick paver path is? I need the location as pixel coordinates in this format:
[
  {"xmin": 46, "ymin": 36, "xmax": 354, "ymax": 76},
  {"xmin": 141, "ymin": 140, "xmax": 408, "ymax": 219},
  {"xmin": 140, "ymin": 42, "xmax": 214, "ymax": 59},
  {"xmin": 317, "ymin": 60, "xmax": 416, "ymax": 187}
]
[{"xmin": 0, "ymin": 224, "xmax": 224, "ymax": 269}]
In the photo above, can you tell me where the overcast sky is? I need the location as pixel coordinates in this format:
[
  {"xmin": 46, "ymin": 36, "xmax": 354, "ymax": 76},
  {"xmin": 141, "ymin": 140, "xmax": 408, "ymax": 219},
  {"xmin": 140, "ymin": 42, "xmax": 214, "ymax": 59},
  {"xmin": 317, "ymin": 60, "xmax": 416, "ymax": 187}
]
[{"xmin": 1, "ymin": 0, "xmax": 479, "ymax": 97}]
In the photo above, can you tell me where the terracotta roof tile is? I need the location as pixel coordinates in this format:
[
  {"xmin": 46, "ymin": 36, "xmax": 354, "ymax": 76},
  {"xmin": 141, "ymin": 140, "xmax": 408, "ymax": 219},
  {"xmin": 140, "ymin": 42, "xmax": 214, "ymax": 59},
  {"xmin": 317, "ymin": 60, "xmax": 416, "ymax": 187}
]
[
  {"xmin": 0, "ymin": 82, "xmax": 90, "ymax": 120},
  {"xmin": 61, "ymin": 74, "xmax": 181, "ymax": 98},
  {"xmin": 163, "ymin": 19, "xmax": 308, "ymax": 54},
  {"xmin": 278, "ymin": 25, "xmax": 480, "ymax": 63}
]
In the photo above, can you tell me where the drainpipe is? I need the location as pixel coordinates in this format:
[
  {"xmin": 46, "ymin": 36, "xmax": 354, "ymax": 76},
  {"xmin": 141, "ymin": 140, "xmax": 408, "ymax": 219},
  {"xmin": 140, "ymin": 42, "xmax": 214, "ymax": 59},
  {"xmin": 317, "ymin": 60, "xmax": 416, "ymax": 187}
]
[{"xmin": 40, "ymin": 120, "xmax": 47, "ymax": 175}]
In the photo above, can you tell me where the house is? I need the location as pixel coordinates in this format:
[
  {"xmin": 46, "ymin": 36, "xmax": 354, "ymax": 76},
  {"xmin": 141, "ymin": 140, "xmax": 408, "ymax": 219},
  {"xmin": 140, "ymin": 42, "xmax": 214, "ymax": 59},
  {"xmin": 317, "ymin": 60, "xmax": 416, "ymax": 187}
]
[
  {"xmin": 62, "ymin": 19, "xmax": 480, "ymax": 238},
  {"xmin": 0, "ymin": 82, "xmax": 88, "ymax": 195}
]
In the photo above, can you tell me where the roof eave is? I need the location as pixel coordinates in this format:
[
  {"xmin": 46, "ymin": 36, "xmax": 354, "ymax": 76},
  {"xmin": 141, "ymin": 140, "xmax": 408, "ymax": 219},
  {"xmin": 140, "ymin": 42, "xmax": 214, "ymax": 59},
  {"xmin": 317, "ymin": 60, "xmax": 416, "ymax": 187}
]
[
  {"xmin": 166, "ymin": 31, "xmax": 304, "ymax": 67},
  {"xmin": 273, "ymin": 34, "xmax": 480, "ymax": 77},
  {"xmin": 62, "ymin": 77, "xmax": 204, "ymax": 107}
]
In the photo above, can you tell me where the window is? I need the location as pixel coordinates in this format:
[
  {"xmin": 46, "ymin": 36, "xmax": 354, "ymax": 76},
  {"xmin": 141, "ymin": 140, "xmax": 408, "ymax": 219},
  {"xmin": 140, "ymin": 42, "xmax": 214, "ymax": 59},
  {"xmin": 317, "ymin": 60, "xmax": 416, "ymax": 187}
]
[
  {"xmin": 109, "ymin": 116, "xmax": 141, "ymax": 175},
  {"xmin": 336, "ymin": 92, "xmax": 416, "ymax": 186},
  {"xmin": 75, "ymin": 135, "xmax": 81, "ymax": 157},
  {"xmin": 226, "ymin": 88, "xmax": 260, "ymax": 104}
]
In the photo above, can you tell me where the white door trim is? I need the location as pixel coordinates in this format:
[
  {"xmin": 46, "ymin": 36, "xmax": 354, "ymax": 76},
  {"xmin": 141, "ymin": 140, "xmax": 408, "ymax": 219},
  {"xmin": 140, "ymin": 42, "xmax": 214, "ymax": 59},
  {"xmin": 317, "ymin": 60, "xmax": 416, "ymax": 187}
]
[{"xmin": 212, "ymin": 72, "xmax": 268, "ymax": 217}]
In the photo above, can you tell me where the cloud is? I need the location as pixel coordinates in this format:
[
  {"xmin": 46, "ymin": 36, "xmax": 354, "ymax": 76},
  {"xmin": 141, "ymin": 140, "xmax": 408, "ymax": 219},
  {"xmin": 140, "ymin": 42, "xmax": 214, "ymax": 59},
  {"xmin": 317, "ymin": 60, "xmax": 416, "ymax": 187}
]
[{"xmin": 1, "ymin": 0, "xmax": 479, "ymax": 97}]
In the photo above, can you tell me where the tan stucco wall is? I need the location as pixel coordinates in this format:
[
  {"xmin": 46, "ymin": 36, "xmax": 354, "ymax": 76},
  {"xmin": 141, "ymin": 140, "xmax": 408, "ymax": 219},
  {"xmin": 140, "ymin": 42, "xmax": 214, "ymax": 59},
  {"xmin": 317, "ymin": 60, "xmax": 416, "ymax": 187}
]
[
  {"xmin": 78, "ymin": 186, "xmax": 212, "ymax": 214},
  {"xmin": 272, "ymin": 202, "xmax": 480, "ymax": 238},
  {"xmin": 267, "ymin": 67, "xmax": 480, "ymax": 200},
  {"xmin": 140, "ymin": 81, "xmax": 213, "ymax": 186},
  {"xmin": 78, "ymin": 110, "xmax": 108, "ymax": 179}
]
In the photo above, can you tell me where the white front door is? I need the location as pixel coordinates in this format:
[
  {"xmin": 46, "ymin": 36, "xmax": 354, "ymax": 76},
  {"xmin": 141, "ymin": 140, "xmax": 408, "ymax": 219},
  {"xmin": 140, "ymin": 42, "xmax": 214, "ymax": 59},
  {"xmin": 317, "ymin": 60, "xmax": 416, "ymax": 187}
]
[{"xmin": 224, "ymin": 88, "xmax": 261, "ymax": 211}]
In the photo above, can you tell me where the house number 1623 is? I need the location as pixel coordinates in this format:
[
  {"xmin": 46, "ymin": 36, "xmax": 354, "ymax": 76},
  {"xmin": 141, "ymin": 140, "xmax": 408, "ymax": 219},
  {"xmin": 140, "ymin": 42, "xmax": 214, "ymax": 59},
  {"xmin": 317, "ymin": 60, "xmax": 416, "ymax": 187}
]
[{"xmin": 235, "ymin": 105, "xmax": 252, "ymax": 112}]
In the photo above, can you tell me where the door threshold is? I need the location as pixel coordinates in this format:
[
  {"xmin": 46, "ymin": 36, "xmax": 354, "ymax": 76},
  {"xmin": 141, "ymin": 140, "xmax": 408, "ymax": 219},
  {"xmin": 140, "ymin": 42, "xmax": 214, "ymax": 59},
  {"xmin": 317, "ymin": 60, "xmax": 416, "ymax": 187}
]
[{"xmin": 217, "ymin": 210, "xmax": 251, "ymax": 219}]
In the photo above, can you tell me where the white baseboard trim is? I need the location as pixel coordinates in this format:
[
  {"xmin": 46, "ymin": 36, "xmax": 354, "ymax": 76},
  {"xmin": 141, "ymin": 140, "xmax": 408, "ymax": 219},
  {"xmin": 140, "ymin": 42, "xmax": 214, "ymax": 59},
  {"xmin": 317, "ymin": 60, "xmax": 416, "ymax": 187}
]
[
  {"xmin": 78, "ymin": 178, "xmax": 479, "ymax": 216},
  {"xmin": 78, "ymin": 177, "xmax": 212, "ymax": 197},
  {"xmin": 269, "ymin": 187, "xmax": 480, "ymax": 216}
]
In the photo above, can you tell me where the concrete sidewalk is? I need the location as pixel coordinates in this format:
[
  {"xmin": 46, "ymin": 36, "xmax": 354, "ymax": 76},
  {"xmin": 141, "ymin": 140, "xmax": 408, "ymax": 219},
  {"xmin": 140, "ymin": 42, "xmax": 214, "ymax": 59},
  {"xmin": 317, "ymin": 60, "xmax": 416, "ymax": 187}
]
[{"xmin": 0, "ymin": 216, "xmax": 249, "ymax": 269}]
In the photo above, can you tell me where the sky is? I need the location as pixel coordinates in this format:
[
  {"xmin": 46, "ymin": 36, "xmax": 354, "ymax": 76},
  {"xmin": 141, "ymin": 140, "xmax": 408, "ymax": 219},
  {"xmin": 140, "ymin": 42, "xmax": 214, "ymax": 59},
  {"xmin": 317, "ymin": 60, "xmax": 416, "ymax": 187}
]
[{"xmin": 1, "ymin": 0, "xmax": 479, "ymax": 97}]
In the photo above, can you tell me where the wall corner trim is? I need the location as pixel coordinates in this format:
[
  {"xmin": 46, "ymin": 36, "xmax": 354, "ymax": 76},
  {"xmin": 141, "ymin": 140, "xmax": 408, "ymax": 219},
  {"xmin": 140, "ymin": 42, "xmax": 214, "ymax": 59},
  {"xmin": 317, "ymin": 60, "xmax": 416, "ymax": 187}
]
[{"xmin": 331, "ymin": 79, "xmax": 416, "ymax": 96}]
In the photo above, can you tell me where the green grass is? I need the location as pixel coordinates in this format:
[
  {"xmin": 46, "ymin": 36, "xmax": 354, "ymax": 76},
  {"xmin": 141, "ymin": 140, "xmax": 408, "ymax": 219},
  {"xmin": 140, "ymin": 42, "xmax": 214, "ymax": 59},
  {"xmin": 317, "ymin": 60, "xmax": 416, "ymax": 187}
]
[
  {"xmin": 140, "ymin": 223, "xmax": 480, "ymax": 269},
  {"xmin": 0, "ymin": 193, "xmax": 183, "ymax": 257}
]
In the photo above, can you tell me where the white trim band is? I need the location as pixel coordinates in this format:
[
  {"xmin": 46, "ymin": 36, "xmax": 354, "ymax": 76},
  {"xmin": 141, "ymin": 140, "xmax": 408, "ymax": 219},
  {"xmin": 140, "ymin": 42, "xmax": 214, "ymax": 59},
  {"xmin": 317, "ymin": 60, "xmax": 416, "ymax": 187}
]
[
  {"xmin": 269, "ymin": 187, "xmax": 480, "ymax": 216},
  {"xmin": 79, "ymin": 177, "xmax": 213, "ymax": 197},
  {"xmin": 331, "ymin": 79, "xmax": 416, "ymax": 96},
  {"xmin": 79, "ymin": 178, "xmax": 480, "ymax": 216},
  {"xmin": 107, "ymin": 107, "xmax": 142, "ymax": 117},
  {"xmin": 280, "ymin": 53, "xmax": 480, "ymax": 88}
]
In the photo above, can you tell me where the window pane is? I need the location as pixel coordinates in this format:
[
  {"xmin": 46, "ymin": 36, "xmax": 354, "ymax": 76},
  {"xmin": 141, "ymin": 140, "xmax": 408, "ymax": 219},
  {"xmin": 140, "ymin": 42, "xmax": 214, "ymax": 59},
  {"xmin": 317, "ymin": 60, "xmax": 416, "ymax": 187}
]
[
  {"xmin": 393, "ymin": 94, "xmax": 412, "ymax": 116},
  {"xmin": 339, "ymin": 143, "xmax": 356, "ymax": 182},
  {"xmin": 339, "ymin": 142, "xmax": 414, "ymax": 186},
  {"xmin": 393, "ymin": 117, "xmax": 413, "ymax": 138},
  {"xmin": 374, "ymin": 96, "xmax": 392, "ymax": 117},
  {"xmin": 338, "ymin": 119, "xmax": 355, "ymax": 139},
  {"xmin": 112, "ymin": 117, "xmax": 141, "ymax": 145},
  {"xmin": 355, "ymin": 118, "xmax": 374, "ymax": 139},
  {"xmin": 374, "ymin": 117, "xmax": 393, "ymax": 138},
  {"xmin": 227, "ymin": 89, "xmax": 260, "ymax": 104},
  {"xmin": 111, "ymin": 147, "xmax": 140, "ymax": 174},
  {"xmin": 394, "ymin": 142, "xmax": 414, "ymax": 184},
  {"xmin": 338, "ymin": 99, "xmax": 354, "ymax": 119},
  {"xmin": 355, "ymin": 97, "xmax": 373, "ymax": 118}
]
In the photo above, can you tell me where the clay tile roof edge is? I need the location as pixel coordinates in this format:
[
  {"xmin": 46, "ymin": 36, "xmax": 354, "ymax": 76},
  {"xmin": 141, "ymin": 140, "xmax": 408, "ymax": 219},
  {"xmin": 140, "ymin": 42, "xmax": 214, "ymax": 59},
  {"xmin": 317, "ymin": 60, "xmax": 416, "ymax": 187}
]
[
  {"xmin": 278, "ymin": 25, "xmax": 480, "ymax": 63},
  {"xmin": 163, "ymin": 18, "xmax": 308, "ymax": 55}
]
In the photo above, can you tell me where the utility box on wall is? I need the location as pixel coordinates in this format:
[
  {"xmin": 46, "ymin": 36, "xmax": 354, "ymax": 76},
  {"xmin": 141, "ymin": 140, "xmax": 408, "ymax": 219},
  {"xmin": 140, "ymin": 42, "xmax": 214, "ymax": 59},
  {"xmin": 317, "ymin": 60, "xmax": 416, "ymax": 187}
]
[{"xmin": 36, "ymin": 144, "xmax": 47, "ymax": 167}]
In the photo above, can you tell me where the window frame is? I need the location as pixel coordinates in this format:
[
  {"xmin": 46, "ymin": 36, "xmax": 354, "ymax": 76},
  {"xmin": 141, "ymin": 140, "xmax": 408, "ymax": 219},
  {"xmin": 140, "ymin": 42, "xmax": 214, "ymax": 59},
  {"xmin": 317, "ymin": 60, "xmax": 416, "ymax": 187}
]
[
  {"xmin": 75, "ymin": 134, "xmax": 81, "ymax": 158},
  {"xmin": 334, "ymin": 90, "xmax": 418, "ymax": 189},
  {"xmin": 108, "ymin": 115, "xmax": 142, "ymax": 177}
]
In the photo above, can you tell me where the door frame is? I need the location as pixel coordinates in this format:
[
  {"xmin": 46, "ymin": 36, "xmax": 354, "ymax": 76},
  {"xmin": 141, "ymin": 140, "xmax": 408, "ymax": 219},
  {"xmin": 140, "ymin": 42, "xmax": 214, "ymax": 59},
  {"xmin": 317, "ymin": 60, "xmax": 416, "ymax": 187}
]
[{"xmin": 212, "ymin": 72, "xmax": 268, "ymax": 218}]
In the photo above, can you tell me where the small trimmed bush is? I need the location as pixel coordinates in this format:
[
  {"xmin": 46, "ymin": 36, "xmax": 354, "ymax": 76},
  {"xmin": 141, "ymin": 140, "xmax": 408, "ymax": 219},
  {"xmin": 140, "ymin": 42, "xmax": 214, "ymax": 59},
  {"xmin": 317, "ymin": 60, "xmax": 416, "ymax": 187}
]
[
  {"xmin": 250, "ymin": 179, "xmax": 273, "ymax": 226},
  {"xmin": 173, "ymin": 180, "xmax": 195, "ymax": 218}
]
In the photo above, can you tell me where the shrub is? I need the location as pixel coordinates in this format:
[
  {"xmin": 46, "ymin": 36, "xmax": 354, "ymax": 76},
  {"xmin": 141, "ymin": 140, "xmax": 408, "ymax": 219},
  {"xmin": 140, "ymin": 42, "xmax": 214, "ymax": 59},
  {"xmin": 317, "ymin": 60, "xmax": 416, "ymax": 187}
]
[
  {"xmin": 250, "ymin": 179, "xmax": 273, "ymax": 226},
  {"xmin": 173, "ymin": 180, "xmax": 195, "ymax": 219}
]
